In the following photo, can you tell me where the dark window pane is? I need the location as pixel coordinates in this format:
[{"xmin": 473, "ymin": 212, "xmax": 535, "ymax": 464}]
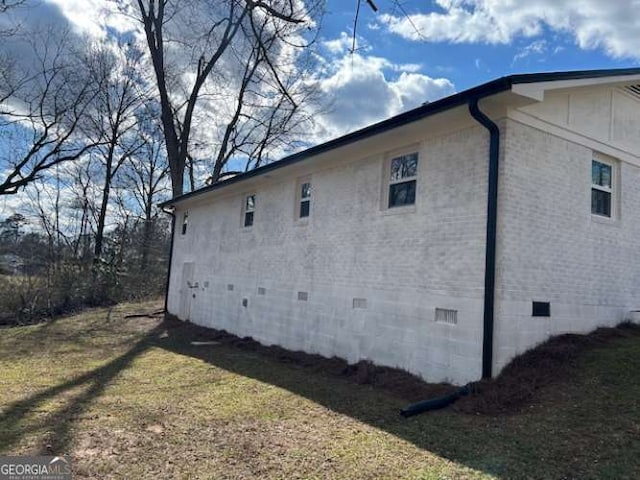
[
  {"xmin": 244, "ymin": 211, "xmax": 254, "ymax": 227},
  {"xmin": 390, "ymin": 153, "xmax": 418, "ymax": 181},
  {"xmin": 181, "ymin": 212, "xmax": 188, "ymax": 235},
  {"xmin": 591, "ymin": 189, "xmax": 611, "ymax": 217},
  {"xmin": 301, "ymin": 182, "xmax": 311, "ymax": 199},
  {"xmin": 388, "ymin": 180, "xmax": 416, "ymax": 208},
  {"xmin": 592, "ymin": 160, "xmax": 611, "ymax": 188},
  {"xmin": 300, "ymin": 200, "xmax": 310, "ymax": 218}
]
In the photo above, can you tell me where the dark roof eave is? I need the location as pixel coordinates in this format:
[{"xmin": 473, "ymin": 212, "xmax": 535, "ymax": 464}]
[{"xmin": 160, "ymin": 67, "xmax": 640, "ymax": 208}]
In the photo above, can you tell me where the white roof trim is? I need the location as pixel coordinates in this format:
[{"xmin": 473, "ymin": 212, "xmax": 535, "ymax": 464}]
[{"xmin": 512, "ymin": 74, "xmax": 640, "ymax": 101}]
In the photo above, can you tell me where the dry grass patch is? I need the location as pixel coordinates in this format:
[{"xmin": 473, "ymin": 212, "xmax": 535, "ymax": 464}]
[{"xmin": 1, "ymin": 303, "xmax": 639, "ymax": 479}]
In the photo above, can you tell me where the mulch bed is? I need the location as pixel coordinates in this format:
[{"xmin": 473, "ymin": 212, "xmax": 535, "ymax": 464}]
[
  {"xmin": 162, "ymin": 314, "xmax": 452, "ymax": 403},
  {"xmin": 454, "ymin": 322, "xmax": 640, "ymax": 414},
  {"xmin": 162, "ymin": 313, "xmax": 640, "ymax": 415}
]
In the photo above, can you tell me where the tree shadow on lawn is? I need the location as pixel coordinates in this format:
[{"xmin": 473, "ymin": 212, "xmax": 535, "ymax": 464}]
[
  {"xmin": 0, "ymin": 307, "xmax": 134, "ymax": 364},
  {"xmin": 155, "ymin": 318, "xmax": 640, "ymax": 480},
  {"xmin": 2, "ymin": 312, "xmax": 637, "ymax": 479},
  {"xmin": 0, "ymin": 323, "xmax": 166, "ymax": 456}
]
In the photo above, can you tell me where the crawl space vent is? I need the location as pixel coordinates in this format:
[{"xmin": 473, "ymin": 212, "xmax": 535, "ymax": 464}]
[
  {"xmin": 435, "ymin": 308, "xmax": 458, "ymax": 325},
  {"xmin": 352, "ymin": 298, "xmax": 367, "ymax": 309},
  {"xmin": 532, "ymin": 301, "xmax": 551, "ymax": 317}
]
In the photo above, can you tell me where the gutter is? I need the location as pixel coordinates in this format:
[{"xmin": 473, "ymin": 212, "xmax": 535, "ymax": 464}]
[
  {"xmin": 468, "ymin": 98, "xmax": 500, "ymax": 379},
  {"xmin": 159, "ymin": 77, "xmax": 512, "ymax": 209},
  {"xmin": 161, "ymin": 206, "xmax": 176, "ymax": 314},
  {"xmin": 159, "ymin": 67, "xmax": 640, "ymax": 210},
  {"xmin": 399, "ymin": 98, "xmax": 501, "ymax": 417},
  {"xmin": 160, "ymin": 66, "xmax": 640, "ymax": 385}
]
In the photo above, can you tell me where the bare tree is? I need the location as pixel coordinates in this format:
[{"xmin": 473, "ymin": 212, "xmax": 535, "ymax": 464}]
[
  {"xmin": 0, "ymin": 30, "xmax": 99, "ymax": 196},
  {"xmin": 81, "ymin": 43, "xmax": 148, "ymax": 263},
  {"xmin": 0, "ymin": 0, "xmax": 25, "ymax": 12},
  {"xmin": 0, "ymin": 0, "xmax": 27, "ymax": 37},
  {"xmin": 120, "ymin": 110, "xmax": 170, "ymax": 269},
  {"xmin": 206, "ymin": 9, "xmax": 317, "ymax": 182},
  {"xmin": 134, "ymin": 0, "xmax": 322, "ymax": 196}
]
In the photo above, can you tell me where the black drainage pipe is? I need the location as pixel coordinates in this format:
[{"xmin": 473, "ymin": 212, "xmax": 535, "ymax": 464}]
[
  {"xmin": 401, "ymin": 99, "xmax": 499, "ymax": 418},
  {"xmin": 400, "ymin": 385, "xmax": 471, "ymax": 418},
  {"xmin": 469, "ymin": 98, "xmax": 500, "ymax": 380},
  {"xmin": 161, "ymin": 206, "xmax": 176, "ymax": 314}
]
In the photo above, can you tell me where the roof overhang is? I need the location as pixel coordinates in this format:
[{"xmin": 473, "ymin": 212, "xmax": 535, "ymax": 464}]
[
  {"xmin": 160, "ymin": 67, "xmax": 640, "ymax": 209},
  {"xmin": 512, "ymin": 72, "xmax": 640, "ymax": 101}
]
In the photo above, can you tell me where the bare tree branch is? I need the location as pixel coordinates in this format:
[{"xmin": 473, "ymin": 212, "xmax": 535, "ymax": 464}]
[{"xmin": 134, "ymin": 0, "xmax": 322, "ymax": 196}]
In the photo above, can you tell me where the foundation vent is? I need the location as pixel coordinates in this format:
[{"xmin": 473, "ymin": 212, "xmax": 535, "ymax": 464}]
[
  {"xmin": 258, "ymin": 287, "xmax": 266, "ymax": 295},
  {"xmin": 532, "ymin": 301, "xmax": 550, "ymax": 317},
  {"xmin": 435, "ymin": 308, "xmax": 458, "ymax": 325},
  {"xmin": 297, "ymin": 291, "xmax": 308, "ymax": 301},
  {"xmin": 352, "ymin": 298, "xmax": 367, "ymax": 309},
  {"xmin": 227, "ymin": 284, "xmax": 234, "ymax": 291}
]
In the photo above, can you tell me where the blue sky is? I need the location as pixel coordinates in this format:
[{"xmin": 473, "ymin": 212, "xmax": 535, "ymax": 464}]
[
  {"xmin": 285, "ymin": 0, "xmax": 640, "ymax": 141},
  {"xmin": 319, "ymin": 0, "xmax": 639, "ymax": 90},
  {"xmin": 2, "ymin": 0, "xmax": 640, "ymax": 219},
  {"xmin": 4, "ymin": 0, "xmax": 639, "ymax": 140}
]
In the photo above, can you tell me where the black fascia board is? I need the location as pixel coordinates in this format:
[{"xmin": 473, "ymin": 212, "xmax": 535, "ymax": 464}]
[{"xmin": 160, "ymin": 67, "xmax": 640, "ymax": 208}]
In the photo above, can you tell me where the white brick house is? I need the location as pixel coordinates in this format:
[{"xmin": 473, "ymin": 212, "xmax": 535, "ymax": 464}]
[{"xmin": 161, "ymin": 69, "xmax": 640, "ymax": 385}]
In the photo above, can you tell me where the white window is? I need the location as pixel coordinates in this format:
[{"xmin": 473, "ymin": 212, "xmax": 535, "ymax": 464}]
[
  {"xmin": 591, "ymin": 158, "xmax": 613, "ymax": 218},
  {"xmin": 181, "ymin": 211, "xmax": 189, "ymax": 235},
  {"xmin": 243, "ymin": 194, "xmax": 255, "ymax": 227},
  {"xmin": 298, "ymin": 179, "xmax": 311, "ymax": 219},
  {"xmin": 387, "ymin": 152, "xmax": 419, "ymax": 208}
]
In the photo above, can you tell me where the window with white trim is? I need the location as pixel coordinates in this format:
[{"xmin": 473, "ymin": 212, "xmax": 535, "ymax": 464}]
[
  {"xmin": 181, "ymin": 211, "xmax": 189, "ymax": 235},
  {"xmin": 388, "ymin": 152, "xmax": 418, "ymax": 208},
  {"xmin": 299, "ymin": 180, "xmax": 311, "ymax": 218},
  {"xmin": 243, "ymin": 194, "xmax": 255, "ymax": 227},
  {"xmin": 591, "ymin": 159, "xmax": 613, "ymax": 217}
]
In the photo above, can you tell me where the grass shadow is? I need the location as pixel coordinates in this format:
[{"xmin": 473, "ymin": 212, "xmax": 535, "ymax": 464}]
[
  {"xmin": 0, "ymin": 323, "xmax": 165, "ymax": 455},
  {"xmin": 155, "ymin": 317, "xmax": 640, "ymax": 479}
]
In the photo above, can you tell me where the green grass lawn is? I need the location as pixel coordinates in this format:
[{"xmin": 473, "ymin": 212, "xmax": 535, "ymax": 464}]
[{"xmin": 1, "ymin": 303, "xmax": 639, "ymax": 479}]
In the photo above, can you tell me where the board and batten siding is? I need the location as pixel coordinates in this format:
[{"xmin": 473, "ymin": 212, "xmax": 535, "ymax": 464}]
[{"xmin": 167, "ymin": 124, "xmax": 491, "ymax": 384}]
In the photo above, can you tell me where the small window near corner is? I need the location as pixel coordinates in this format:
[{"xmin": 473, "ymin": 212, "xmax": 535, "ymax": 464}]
[
  {"xmin": 299, "ymin": 180, "xmax": 311, "ymax": 219},
  {"xmin": 591, "ymin": 158, "xmax": 613, "ymax": 218},
  {"xmin": 388, "ymin": 152, "xmax": 418, "ymax": 208},
  {"xmin": 244, "ymin": 194, "xmax": 255, "ymax": 227},
  {"xmin": 181, "ymin": 211, "xmax": 189, "ymax": 235}
]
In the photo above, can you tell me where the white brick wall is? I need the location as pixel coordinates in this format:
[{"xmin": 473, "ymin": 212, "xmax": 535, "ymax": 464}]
[
  {"xmin": 167, "ymin": 86, "xmax": 640, "ymax": 384},
  {"xmin": 494, "ymin": 118, "xmax": 640, "ymax": 372},
  {"xmin": 168, "ymin": 124, "xmax": 490, "ymax": 384}
]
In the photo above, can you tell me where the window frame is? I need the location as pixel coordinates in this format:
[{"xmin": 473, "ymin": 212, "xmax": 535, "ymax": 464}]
[
  {"xmin": 181, "ymin": 211, "xmax": 189, "ymax": 235},
  {"xmin": 243, "ymin": 194, "xmax": 256, "ymax": 228},
  {"xmin": 381, "ymin": 146, "xmax": 420, "ymax": 213},
  {"xmin": 591, "ymin": 155, "xmax": 618, "ymax": 220},
  {"xmin": 295, "ymin": 176, "xmax": 312, "ymax": 222}
]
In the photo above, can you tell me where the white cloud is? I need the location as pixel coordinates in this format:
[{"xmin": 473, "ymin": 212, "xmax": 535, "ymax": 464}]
[
  {"xmin": 322, "ymin": 32, "xmax": 355, "ymax": 54},
  {"xmin": 513, "ymin": 39, "xmax": 548, "ymax": 63},
  {"xmin": 312, "ymin": 50, "xmax": 455, "ymax": 140},
  {"xmin": 321, "ymin": 31, "xmax": 372, "ymax": 55},
  {"xmin": 44, "ymin": 0, "xmax": 139, "ymax": 38},
  {"xmin": 390, "ymin": 63, "xmax": 423, "ymax": 73},
  {"xmin": 379, "ymin": 0, "xmax": 640, "ymax": 59}
]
